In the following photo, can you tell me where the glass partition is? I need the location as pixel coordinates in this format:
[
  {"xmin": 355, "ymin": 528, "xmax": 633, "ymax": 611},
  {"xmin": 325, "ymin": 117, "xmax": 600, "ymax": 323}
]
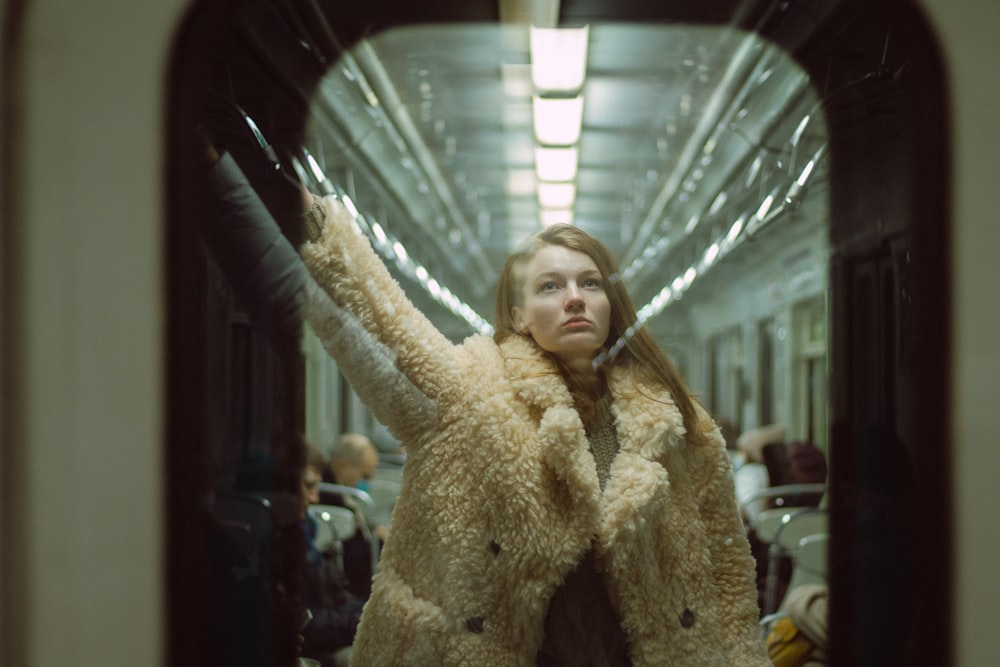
[{"xmin": 168, "ymin": 2, "xmax": 949, "ymax": 665}]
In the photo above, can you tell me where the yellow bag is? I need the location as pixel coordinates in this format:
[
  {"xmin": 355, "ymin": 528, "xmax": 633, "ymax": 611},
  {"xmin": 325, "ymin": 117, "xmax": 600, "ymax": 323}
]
[{"xmin": 766, "ymin": 616, "xmax": 815, "ymax": 667}]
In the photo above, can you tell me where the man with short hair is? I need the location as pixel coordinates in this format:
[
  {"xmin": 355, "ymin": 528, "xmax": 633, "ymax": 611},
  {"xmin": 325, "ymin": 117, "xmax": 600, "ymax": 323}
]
[{"xmin": 328, "ymin": 433, "xmax": 379, "ymax": 492}]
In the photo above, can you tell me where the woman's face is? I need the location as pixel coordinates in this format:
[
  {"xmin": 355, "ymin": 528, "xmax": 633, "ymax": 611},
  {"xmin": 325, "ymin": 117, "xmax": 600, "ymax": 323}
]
[
  {"xmin": 300, "ymin": 465, "xmax": 322, "ymax": 518},
  {"xmin": 511, "ymin": 244, "xmax": 611, "ymax": 371}
]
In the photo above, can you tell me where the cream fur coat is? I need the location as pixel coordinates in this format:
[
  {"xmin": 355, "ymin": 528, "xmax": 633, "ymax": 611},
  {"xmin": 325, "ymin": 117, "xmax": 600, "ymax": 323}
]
[{"xmin": 301, "ymin": 198, "xmax": 770, "ymax": 666}]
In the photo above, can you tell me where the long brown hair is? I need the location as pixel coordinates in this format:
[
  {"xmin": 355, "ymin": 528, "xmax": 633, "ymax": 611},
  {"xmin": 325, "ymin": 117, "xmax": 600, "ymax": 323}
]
[{"xmin": 494, "ymin": 224, "xmax": 709, "ymax": 445}]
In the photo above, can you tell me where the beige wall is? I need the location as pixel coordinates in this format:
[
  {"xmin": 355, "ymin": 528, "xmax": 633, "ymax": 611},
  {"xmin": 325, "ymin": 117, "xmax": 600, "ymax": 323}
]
[
  {"xmin": 2, "ymin": 0, "xmax": 184, "ymax": 664},
  {"xmin": 919, "ymin": 1, "xmax": 1000, "ymax": 664}
]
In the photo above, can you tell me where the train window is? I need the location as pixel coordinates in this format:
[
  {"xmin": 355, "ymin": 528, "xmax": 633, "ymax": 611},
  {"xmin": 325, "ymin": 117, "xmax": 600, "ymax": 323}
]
[
  {"xmin": 708, "ymin": 325, "xmax": 747, "ymax": 429},
  {"xmin": 168, "ymin": 1, "xmax": 950, "ymax": 665},
  {"xmin": 793, "ymin": 296, "xmax": 828, "ymax": 448},
  {"xmin": 757, "ymin": 317, "xmax": 775, "ymax": 426},
  {"xmin": 303, "ymin": 327, "xmax": 341, "ymax": 453}
]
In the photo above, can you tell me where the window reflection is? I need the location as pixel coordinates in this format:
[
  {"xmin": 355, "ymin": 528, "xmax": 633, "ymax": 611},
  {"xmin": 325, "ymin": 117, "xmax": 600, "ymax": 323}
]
[{"xmin": 169, "ymin": 1, "xmax": 949, "ymax": 665}]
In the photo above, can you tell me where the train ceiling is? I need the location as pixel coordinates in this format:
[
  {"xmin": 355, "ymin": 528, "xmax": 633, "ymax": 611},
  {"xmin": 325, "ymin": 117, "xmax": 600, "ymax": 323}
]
[{"xmin": 211, "ymin": 0, "xmax": 835, "ymax": 340}]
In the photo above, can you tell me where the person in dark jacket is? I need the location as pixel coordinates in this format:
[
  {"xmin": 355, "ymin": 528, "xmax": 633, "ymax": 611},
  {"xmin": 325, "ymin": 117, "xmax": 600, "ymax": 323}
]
[{"xmin": 299, "ymin": 437, "xmax": 364, "ymax": 667}]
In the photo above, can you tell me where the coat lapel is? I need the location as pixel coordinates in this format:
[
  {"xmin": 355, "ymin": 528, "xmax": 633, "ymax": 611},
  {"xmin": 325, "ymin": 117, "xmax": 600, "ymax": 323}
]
[
  {"xmin": 499, "ymin": 337, "xmax": 602, "ymax": 535},
  {"xmin": 498, "ymin": 338, "xmax": 691, "ymax": 554},
  {"xmin": 597, "ymin": 369, "xmax": 688, "ymax": 552}
]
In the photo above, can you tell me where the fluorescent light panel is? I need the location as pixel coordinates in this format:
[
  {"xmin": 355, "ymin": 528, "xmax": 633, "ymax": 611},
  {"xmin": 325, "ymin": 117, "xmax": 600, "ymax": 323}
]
[
  {"xmin": 534, "ymin": 146, "xmax": 579, "ymax": 181},
  {"xmin": 533, "ymin": 95, "xmax": 584, "ymax": 145},
  {"xmin": 538, "ymin": 182, "xmax": 576, "ymax": 208},
  {"xmin": 530, "ymin": 26, "xmax": 590, "ymax": 93},
  {"xmin": 540, "ymin": 209, "xmax": 574, "ymax": 226}
]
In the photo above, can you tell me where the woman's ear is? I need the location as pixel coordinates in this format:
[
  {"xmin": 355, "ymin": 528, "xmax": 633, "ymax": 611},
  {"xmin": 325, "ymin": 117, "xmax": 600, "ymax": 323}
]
[{"xmin": 511, "ymin": 306, "xmax": 528, "ymax": 333}]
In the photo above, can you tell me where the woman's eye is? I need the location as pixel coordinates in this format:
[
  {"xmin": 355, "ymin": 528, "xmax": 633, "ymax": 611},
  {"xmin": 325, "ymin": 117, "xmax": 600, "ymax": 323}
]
[
  {"xmin": 540, "ymin": 280, "xmax": 559, "ymax": 291},
  {"xmin": 583, "ymin": 278, "xmax": 602, "ymax": 288}
]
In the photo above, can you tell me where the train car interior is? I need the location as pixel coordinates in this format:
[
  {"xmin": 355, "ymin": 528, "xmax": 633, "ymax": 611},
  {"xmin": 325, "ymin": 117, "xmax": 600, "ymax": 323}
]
[
  {"xmin": 4, "ymin": 0, "xmax": 999, "ymax": 665},
  {"xmin": 167, "ymin": 1, "xmax": 947, "ymax": 664}
]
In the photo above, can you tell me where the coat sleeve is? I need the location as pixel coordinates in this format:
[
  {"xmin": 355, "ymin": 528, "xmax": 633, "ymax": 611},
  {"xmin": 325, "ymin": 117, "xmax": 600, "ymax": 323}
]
[
  {"xmin": 300, "ymin": 196, "xmax": 462, "ymax": 436},
  {"xmin": 691, "ymin": 415, "xmax": 773, "ymax": 666},
  {"xmin": 304, "ymin": 278, "xmax": 437, "ymax": 443},
  {"xmin": 200, "ymin": 155, "xmax": 438, "ymax": 442}
]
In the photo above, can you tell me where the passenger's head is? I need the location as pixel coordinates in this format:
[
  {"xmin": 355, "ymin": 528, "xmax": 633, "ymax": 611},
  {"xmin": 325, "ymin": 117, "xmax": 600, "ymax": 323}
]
[
  {"xmin": 303, "ymin": 441, "xmax": 326, "ymax": 505},
  {"xmin": 494, "ymin": 224, "xmax": 709, "ymax": 445},
  {"xmin": 290, "ymin": 435, "xmax": 326, "ymax": 518},
  {"xmin": 736, "ymin": 423, "xmax": 787, "ymax": 463},
  {"xmin": 329, "ymin": 433, "xmax": 379, "ymax": 489},
  {"xmin": 495, "ymin": 224, "xmax": 635, "ymax": 368}
]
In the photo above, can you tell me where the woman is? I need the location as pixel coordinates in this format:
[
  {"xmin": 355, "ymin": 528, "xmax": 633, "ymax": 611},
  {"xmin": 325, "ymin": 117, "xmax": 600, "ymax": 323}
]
[{"xmin": 300, "ymin": 196, "xmax": 769, "ymax": 666}]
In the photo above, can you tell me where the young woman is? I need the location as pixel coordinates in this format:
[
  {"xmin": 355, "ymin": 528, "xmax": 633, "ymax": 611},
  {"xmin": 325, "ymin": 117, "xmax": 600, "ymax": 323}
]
[{"xmin": 300, "ymin": 196, "xmax": 770, "ymax": 666}]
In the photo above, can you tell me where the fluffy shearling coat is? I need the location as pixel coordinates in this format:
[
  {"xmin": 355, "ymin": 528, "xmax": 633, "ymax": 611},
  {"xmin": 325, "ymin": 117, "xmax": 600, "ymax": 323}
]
[{"xmin": 301, "ymin": 198, "xmax": 770, "ymax": 666}]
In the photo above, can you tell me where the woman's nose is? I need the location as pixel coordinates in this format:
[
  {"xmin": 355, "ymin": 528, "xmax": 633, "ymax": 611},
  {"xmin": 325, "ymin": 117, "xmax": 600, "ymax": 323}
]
[{"xmin": 564, "ymin": 284, "xmax": 584, "ymax": 309}]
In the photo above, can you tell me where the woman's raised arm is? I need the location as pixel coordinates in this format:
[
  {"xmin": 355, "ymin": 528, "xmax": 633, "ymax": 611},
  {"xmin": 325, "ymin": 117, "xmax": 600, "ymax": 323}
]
[
  {"xmin": 200, "ymin": 152, "xmax": 438, "ymax": 441},
  {"xmin": 305, "ymin": 278, "xmax": 438, "ymax": 442},
  {"xmin": 301, "ymin": 196, "xmax": 467, "ymax": 406}
]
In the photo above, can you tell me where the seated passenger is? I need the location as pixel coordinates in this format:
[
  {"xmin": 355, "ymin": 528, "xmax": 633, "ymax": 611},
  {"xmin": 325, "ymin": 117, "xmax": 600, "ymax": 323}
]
[
  {"xmin": 299, "ymin": 438, "xmax": 364, "ymax": 667},
  {"xmin": 736, "ymin": 429, "xmax": 828, "ymax": 617},
  {"xmin": 327, "ymin": 433, "xmax": 379, "ymax": 495},
  {"xmin": 766, "ymin": 583, "xmax": 828, "ymax": 667},
  {"xmin": 733, "ymin": 424, "xmax": 786, "ymax": 524},
  {"xmin": 319, "ymin": 433, "xmax": 384, "ymax": 599}
]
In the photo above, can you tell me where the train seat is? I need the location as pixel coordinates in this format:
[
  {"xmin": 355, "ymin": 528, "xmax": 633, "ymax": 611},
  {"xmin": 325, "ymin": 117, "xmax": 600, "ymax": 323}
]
[
  {"xmin": 786, "ymin": 532, "xmax": 828, "ymax": 592},
  {"xmin": 317, "ymin": 482, "xmax": 381, "ymax": 573},
  {"xmin": 308, "ymin": 504, "xmax": 358, "ymax": 551},
  {"xmin": 762, "ymin": 508, "xmax": 829, "ymax": 616}
]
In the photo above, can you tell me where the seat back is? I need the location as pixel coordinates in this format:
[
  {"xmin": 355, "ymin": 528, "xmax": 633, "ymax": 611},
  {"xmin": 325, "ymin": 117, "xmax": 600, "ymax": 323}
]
[
  {"xmin": 318, "ymin": 482, "xmax": 375, "ymax": 518},
  {"xmin": 308, "ymin": 504, "xmax": 358, "ymax": 550},
  {"xmin": 763, "ymin": 508, "xmax": 829, "ymax": 615},
  {"xmin": 776, "ymin": 509, "xmax": 828, "ymax": 552},
  {"xmin": 317, "ymin": 482, "xmax": 380, "ymax": 573},
  {"xmin": 785, "ymin": 532, "xmax": 828, "ymax": 592}
]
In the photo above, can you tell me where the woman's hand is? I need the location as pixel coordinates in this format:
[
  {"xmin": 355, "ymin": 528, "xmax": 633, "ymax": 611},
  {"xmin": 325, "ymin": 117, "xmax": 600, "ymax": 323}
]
[{"xmin": 301, "ymin": 192, "xmax": 325, "ymax": 243}]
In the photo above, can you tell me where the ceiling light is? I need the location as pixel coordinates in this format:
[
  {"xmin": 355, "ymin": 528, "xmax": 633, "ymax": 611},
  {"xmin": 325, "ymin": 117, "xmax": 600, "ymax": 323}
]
[
  {"xmin": 335, "ymin": 195, "xmax": 492, "ymax": 336},
  {"xmin": 533, "ymin": 96, "xmax": 584, "ymax": 145},
  {"xmin": 791, "ymin": 114, "xmax": 811, "ymax": 146},
  {"xmin": 709, "ymin": 191, "xmax": 728, "ymax": 215},
  {"xmin": 755, "ymin": 194, "xmax": 775, "ymax": 220},
  {"xmin": 703, "ymin": 243, "xmax": 720, "ymax": 267},
  {"xmin": 534, "ymin": 146, "xmax": 579, "ymax": 181},
  {"xmin": 540, "ymin": 209, "xmax": 574, "ymax": 226},
  {"xmin": 341, "ymin": 194, "xmax": 360, "ymax": 219},
  {"xmin": 537, "ymin": 182, "xmax": 576, "ymax": 208},
  {"xmin": 530, "ymin": 26, "xmax": 590, "ymax": 93},
  {"xmin": 726, "ymin": 215, "xmax": 746, "ymax": 244},
  {"xmin": 796, "ymin": 158, "xmax": 816, "ymax": 187}
]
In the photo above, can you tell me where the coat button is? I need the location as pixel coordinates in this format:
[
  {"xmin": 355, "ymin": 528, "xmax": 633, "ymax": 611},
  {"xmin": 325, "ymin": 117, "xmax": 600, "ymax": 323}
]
[
  {"xmin": 679, "ymin": 608, "xmax": 695, "ymax": 629},
  {"xmin": 490, "ymin": 540, "xmax": 501, "ymax": 556},
  {"xmin": 466, "ymin": 616, "xmax": 485, "ymax": 633}
]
